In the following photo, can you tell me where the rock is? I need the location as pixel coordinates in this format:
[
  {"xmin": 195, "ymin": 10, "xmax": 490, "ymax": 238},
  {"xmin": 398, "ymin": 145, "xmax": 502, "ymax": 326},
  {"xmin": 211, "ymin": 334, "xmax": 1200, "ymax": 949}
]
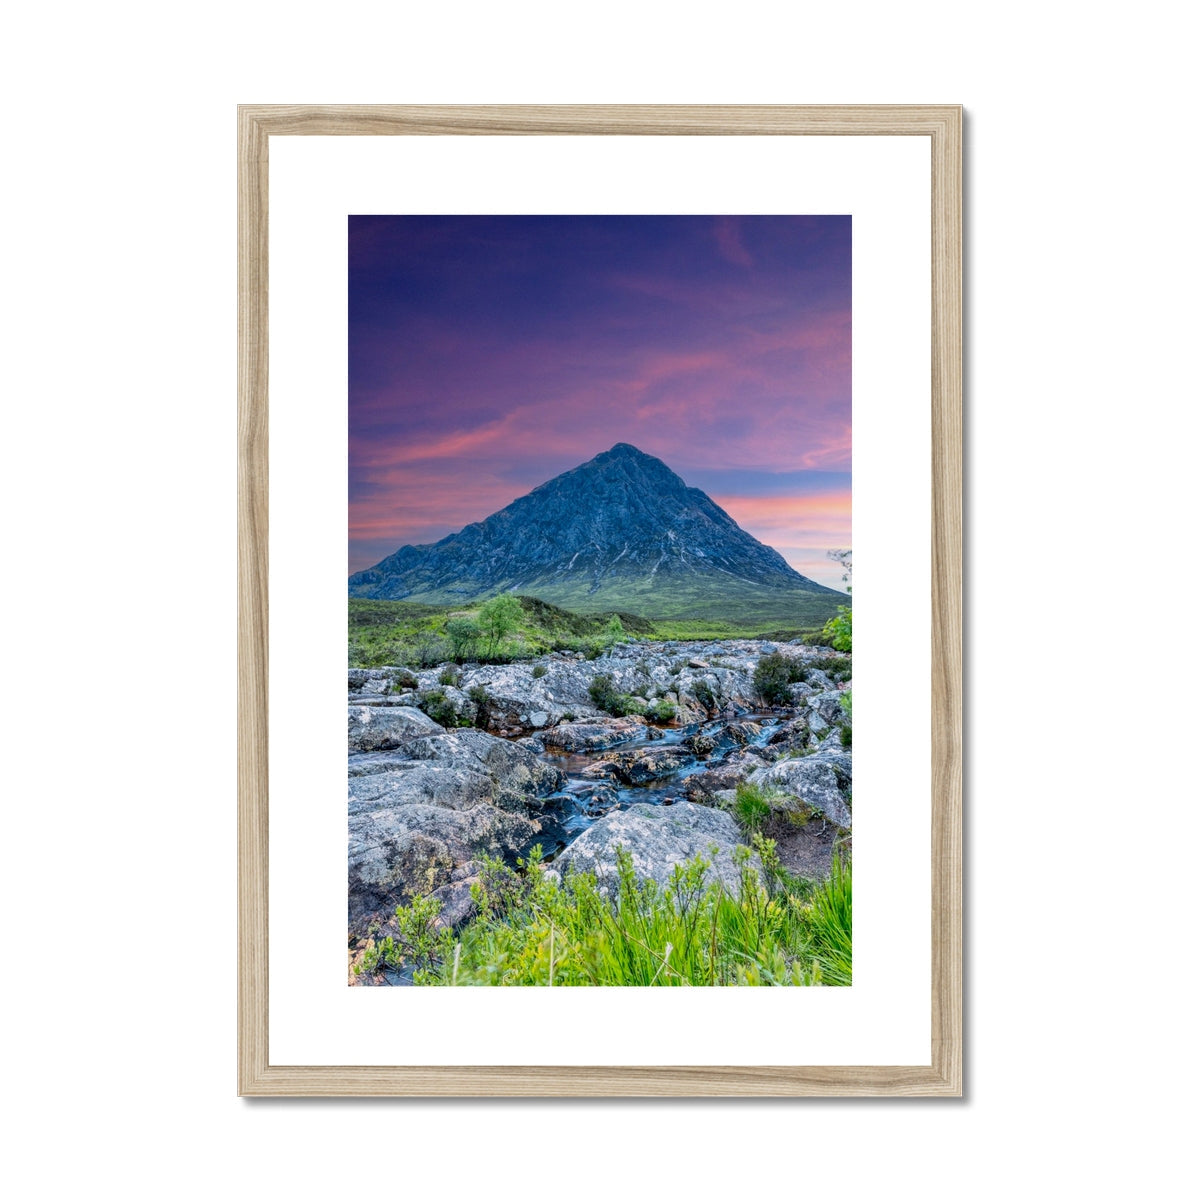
[
  {"xmin": 579, "ymin": 759, "xmax": 620, "ymax": 781},
  {"xmin": 541, "ymin": 718, "xmax": 644, "ymax": 753},
  {"xmin": 747, "ymin": 749, "xmax": 853, "ymax": 828},
  {"xmin": 429, "ymin": 878, "xmax": 478, "ymax": 930},
  {"xmin": 807, "ymin": 691, "xmax": 849, "ymax": 726},
  {"xmin": 688, "ymin": 658, "xmax": 710, "ymax": 669},
  {"xmin": 603, "ymin": 746, "xmax": 692, "ymax": 785},
  {"xmin": 575, "ymin": 784, "xmax": 620, "ymax": 817},
  {"xmin": 711, "ymin": 720, "xmax": 763, "ymax": 753},
  {"xmin": 681, "ymin": 751, "xmax": 760, "ymax": 802},
  {"xmin": 768, "ymin": 714, "xmax": 811, "ymax": 747},
  {"xmin": 348, "ymin": 728, "xmax": 565, "ymax": 926},
  {"xmin": 348, "ymin": 704, "xmax": 444, "ymax": 751},
  {"xmin": 683, "ymin": 732, "xmax": 717, "ymax": 756},
  {"xmin": 555, "ymin": 802, "xmax": 760, "ymax": 893}
]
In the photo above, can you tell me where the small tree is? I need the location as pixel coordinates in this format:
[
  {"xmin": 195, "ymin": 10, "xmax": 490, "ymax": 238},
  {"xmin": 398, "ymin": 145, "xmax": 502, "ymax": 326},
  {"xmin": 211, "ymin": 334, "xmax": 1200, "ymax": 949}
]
[
  {"xmin": 603, "ymin": 614, "xmax": 625, "ymax": 645},
  {"xmin": 445, "ymin": 618, "xmax": 481, "ymax": 661},
  {"xmin": 477, "ymin": 594, "xmax": 522, "ymax": 654}
]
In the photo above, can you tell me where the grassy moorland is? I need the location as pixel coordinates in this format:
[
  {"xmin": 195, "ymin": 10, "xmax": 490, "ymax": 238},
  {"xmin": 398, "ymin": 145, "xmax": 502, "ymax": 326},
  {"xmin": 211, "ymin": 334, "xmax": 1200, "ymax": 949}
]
[{"xmin": 349, "ymin": 594, "xmax": 842, "ymax": 667}]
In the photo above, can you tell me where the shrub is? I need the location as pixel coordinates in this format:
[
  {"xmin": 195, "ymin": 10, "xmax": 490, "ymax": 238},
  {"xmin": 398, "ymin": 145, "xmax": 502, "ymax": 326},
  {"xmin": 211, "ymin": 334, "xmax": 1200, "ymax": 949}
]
[
  {"xmin": 388, "ymin": 669, "xmax": 418, "ymax": 692},
  {"xmin": 646, "ymin": 699, "xmax": 677, "ymax": 724},
  {"xmin": 438, "ymin": 664, "xmax": 462, "ymax": 687},
  {"xmin": 420, "ymin": 689, "xmax": 470, "ymax": 728},
  {"xmin": 589, "ymin": 674, "xmax": 619, "ymax": 712},
  {"xmin": 821, "ymin": 655, "xmax": 853, "ymax": 683},
  {"xmin": 839, "ymin": 726, "xmax": 852, "ymax": 747},
  {"xmin": 445, "ymin": 618, "xmax": 481, "ymax": 661},
  {"xmin": 588, "ymin": 674, "xmax": 644, "ymax": 717},
  {"xmin": 603, "ymin": 614, "xmax": 625, "ymax": 644},
  {"xmin": 532, "ymin": 664, "xmax": 548, "ymax": 679},
  {"xmin": 467, "ymin": 684, "xmax": 491, "ymax": 728},
  {"xmin": 821, "ymin": 605, "xmax": 852, "ymax": 653},
  {"xmin": 690, "ymin": 679, "xmax": 716, "ymax": 711},
  {"xmin": 753, "ymin": 652, "xmax": 807, "ymax": 704},
  {"xmin": 408, "ymin": 630, "xmax": 449, "ymax": 667},
  {"xmin": 583, "ymin": 641, "xmax": 603, "ymax": 661}
]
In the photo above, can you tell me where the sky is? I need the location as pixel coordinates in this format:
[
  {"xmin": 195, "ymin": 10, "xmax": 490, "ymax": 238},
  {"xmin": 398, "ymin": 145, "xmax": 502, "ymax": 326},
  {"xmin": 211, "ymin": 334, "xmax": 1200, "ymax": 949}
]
[{"xmin": 349, "ymin": 215, "xmax": 851, "ymax": 591}]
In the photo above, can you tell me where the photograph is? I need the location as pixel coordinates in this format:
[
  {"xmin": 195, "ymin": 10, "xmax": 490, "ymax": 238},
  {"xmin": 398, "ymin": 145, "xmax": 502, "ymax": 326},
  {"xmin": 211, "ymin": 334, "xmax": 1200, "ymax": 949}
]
[{"xmin": 346, "ymin": 215, "xmax": 854, "ymax": 986}]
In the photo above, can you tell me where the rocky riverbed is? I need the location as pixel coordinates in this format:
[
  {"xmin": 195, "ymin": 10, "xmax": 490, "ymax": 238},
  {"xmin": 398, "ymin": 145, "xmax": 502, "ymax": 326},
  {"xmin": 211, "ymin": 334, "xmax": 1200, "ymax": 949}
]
[{"xmin": 348, "ymin": 639, "xmax": 852, "ymax": 978}]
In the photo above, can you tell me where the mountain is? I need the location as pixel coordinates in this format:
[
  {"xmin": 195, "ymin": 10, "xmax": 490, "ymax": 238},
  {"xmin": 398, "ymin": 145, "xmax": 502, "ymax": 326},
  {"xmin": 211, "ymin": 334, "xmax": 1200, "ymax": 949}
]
[{"xmin": 349, "ymin": 444, "xmax": 847, "ymax": 624}]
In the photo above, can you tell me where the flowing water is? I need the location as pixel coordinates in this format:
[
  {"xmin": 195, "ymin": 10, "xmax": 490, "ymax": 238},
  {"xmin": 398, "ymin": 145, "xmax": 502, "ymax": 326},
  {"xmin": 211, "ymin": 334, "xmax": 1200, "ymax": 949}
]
[{"xmin": 520, "ymin": 711, "xmax": 781, "ymax": 861}]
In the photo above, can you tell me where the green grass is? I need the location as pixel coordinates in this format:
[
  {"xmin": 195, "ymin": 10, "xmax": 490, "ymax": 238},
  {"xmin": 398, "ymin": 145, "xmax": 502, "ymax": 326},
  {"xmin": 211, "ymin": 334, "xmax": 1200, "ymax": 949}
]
[
  {"xmin": 349, "ymin": 594, "xmax": 831, "ymax": 667},
  {"xmin": 371, "ymin": 842, "xmax": 851, "ymax": 987}
]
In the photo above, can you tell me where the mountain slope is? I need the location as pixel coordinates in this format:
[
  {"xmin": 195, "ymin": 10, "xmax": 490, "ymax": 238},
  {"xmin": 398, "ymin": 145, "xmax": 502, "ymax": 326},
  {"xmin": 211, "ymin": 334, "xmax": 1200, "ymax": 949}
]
[{"xmin": 349, "ymin": 444, "xmax": 847, "ymax": 623}]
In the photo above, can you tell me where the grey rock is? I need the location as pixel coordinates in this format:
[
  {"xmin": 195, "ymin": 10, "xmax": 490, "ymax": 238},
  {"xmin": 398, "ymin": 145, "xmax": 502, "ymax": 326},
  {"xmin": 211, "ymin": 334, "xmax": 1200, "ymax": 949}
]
[
  {"xmin": 348, "ymin": 704, "xmax": 444, "ymax": 752},
  {"xmin": 541, "ymin": 718, "xmax": 643, "ymax": 752},
  {"xmin": 348, "ymin": 728, "xmax": 565, "ymax": 925},
  {"xmin": 604, "ymin": 746, "xmax": 691, "ymax": 785},
  {"xmin": 808, "ymin": 690, "xmax": 849, "ymax": 726},
  {"xmin": 555, "ymin": 802, "xmax": 760, "ymax": 893},
  {"xmin": 748, "ymin": 749, "xmax": 853, "ymax": 828}
]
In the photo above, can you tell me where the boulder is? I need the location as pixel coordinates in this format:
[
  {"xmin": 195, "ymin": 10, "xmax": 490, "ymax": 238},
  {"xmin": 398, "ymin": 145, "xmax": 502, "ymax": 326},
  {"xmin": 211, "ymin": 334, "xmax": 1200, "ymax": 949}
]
[
  {"xmin": 807, "ymin": 690, "xmax": 849, "ymax": 727},
  {"xmin": 603, "ymin": 746, "xmax": 691, "ymax": 785},
  {"xmin": 348, "ymin": 704, "xmax": 444, "ymax": 752},
  {"xmin": 746, "ymin": 748, "xmax": 853, "ymax": 829},
  {"xmin": 555, "ymin": 802, "xmax": 760, "ymax": 893},
  {"xmin": 540, "ymin": 718, "xmax": 644, "ymax": 753},
  {"xmin": 681, "ymin": 751, "xmax": 761, "ymax": 803},
  {"xmin": 348, "ymin": 728, "xmax": 565, "ymax": 926}
]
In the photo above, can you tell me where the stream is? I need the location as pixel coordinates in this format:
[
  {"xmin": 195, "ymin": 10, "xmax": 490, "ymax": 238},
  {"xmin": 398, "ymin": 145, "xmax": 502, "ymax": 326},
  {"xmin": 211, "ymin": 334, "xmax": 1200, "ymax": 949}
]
[{"xmin": 519, "ymin": 711, "xmax": 781, "ymax": 861}]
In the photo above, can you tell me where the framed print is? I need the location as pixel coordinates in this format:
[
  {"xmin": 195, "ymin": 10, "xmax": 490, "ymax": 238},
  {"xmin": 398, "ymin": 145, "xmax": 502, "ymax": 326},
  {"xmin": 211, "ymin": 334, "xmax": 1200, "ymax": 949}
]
[{"xmin": 238, "ymin": 105, "xmax": 962, "ymax": 1096}]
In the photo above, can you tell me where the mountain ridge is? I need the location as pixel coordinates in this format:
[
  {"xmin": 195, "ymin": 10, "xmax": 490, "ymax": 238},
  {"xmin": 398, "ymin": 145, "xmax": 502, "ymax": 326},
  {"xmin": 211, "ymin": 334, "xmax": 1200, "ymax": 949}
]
[{"xmin": 349, "ymin": 444, "xmax": 846, "ymax": 623}]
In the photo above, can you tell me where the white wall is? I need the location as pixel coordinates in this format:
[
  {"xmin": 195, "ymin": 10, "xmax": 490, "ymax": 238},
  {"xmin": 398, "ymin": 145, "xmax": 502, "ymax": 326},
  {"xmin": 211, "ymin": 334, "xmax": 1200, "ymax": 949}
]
[{"xmin": 3, "ymin": 4, "xmax": 1192, "ymax": 1197}]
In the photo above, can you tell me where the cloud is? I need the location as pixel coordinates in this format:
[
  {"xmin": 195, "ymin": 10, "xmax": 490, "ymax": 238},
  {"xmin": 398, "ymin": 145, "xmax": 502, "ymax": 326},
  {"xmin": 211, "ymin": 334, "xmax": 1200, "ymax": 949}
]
[{"xmin": 713, "ymin": 217, "xmax": 754, "ymax": 268}]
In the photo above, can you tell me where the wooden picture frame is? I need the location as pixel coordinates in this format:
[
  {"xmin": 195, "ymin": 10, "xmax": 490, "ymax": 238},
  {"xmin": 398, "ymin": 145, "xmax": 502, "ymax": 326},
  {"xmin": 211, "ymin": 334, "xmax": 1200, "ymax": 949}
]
[{"xmin": 238, "ymin": 104, "xmax": 962, "ymax": 1097}]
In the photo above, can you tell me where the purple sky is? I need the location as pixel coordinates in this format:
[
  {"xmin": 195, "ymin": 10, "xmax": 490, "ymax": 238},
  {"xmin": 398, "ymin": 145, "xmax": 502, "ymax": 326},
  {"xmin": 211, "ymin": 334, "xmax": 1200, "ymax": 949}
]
[{"xmin": 349, "ymin": 215, "xmax": 851, "ymax": 590}]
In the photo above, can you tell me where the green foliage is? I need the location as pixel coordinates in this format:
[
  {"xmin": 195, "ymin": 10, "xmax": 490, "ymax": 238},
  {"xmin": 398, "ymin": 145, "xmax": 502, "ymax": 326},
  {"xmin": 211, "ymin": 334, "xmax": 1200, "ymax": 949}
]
[
  {"xmin": 821, "ymin": 605, "xmax": 852, "ymax": 653},
  {"xmin": 438, "ymin": 664, "xmax": 462, "ymax": 687},
  {"xmin": 603, "ymin": 614, "xmax": 625, "ymax": 644},
  {"xmin": 477, "ymin": 594, "xmax": 523, "ymax": 651},
  {"xmin": 588, "ymin": 673, "xmax": 619, "ymax": 711},
  {"xmin": 589, "ymin": 674, "xmax": 644, "ymax": 716},
  {"xmin": 467, "ymin": 684, "xmax": 491, "ymax": 728},
  {"xmin": 646, "ymin": 699, "xmax": 677, "ymax": 724},
  {"xmin": 349, "ymin": 596, "xmax": 829, "ymax": 668},
  {"xmin": 800, "ymin": 853, "xmax": 852, "ymax": 986},
  {"xmin": 838, "ymin": 687, "xmax": 852, "ymax": 746},
  {"xmin": 839, "ymin": 726, "xmax": 852, "ymax": 747},
  {"xmin": 444, "ymin": 618, "xmax": 481, "ymax": 660},
  {"xmin": 388, "ymin": 669, "xmax": 418, "ymax": 692},
  {"xmin": 419, "ymin": 689, "xmax": 471, "ymax": 728},
  {"xmin": 412, "ymin": 843, "xmax": 850, "ymax": 987},
  {"xmin": 753, "ymin": 651, "xmax": 808, "ymax": 704},
  {"xmin": 356, "ymin": 894, "xmax": 453, "ymax": 977},
  {"xmin": 732, "ymin": 781, "xmax": 773, "ymax": 832},
  {"xmin": 690, "ymin": 679, "xmax": 717, "ymax": 711},
  {"xmin": 532, "ymin": 664, "xmax": 548, "ymax": 679}
]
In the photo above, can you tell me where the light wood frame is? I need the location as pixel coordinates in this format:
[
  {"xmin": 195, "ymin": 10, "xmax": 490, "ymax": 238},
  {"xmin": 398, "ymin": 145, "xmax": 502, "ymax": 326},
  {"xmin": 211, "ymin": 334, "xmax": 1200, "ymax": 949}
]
[{"xmin": 237, "ymin": 104, "xmax": 962, "ymax": 1097}]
